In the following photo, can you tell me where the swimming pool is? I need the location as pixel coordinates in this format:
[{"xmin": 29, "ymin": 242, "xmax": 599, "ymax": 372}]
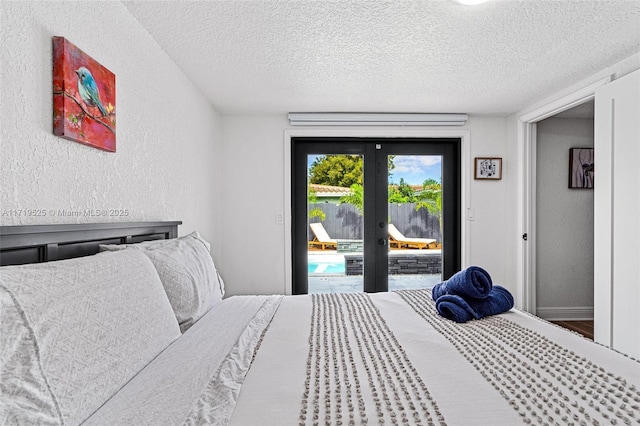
[{"xmin": 308, "ymin": 256, "xmax": 345, "ymax": 275}]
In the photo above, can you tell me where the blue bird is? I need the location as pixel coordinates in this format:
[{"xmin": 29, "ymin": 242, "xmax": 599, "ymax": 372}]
[{"xmin": 75, "ymin": 67, "xmax": 107, "ymax": 116}]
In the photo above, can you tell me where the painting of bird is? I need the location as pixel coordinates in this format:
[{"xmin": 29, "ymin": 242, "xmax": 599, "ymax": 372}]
[
  {"xmin": 75, "ymin": 66, "xmax": 107, "ymax": 117},
  {"xmin": 53, "ymin": 36, "xmax": 116, "ymax": 151}
]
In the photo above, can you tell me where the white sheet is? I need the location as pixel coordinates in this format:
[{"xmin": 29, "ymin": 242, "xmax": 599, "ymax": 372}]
[{"xmin": 83, "ymin": 296, "xmax": 278, "ymax": 425}]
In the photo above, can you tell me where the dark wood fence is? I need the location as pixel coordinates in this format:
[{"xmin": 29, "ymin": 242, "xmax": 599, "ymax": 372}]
[{"xmin": 309, "ymin": 203, "xmax": 441, "ymax": 241}]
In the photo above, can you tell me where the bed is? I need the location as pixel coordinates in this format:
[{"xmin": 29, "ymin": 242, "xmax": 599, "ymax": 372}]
[{"xmin": 1, "ymin": 222, "xmax": 638, "ymax": 425}]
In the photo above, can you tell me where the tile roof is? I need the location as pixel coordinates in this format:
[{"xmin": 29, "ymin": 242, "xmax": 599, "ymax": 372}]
[
  {"xmin": 310, "ymin": 184, "xmax": 431, "ymax": 195},
  {"xmin": 309, "ymin": 184, "xmax": 352, "ymax": 195}
]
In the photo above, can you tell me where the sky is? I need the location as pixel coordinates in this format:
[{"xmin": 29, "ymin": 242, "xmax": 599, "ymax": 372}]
[
  {"xmin": 390, "ymin": 155, "xmax": 442, "ymax": 185},
  {"xmin": 307, "ymin": 154, "xmax": 442, "ymax": 186}
]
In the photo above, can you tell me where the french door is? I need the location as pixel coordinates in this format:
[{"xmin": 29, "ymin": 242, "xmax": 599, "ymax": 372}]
[{"xmin": 292, "ymin": 137, "xmax": 460, "ymax": 294}]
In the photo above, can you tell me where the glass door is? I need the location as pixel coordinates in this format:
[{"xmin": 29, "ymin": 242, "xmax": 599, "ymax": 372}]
[
  {"xmin": 292, "ymin": 139, "xmax": 368, "ymax": 294},
  {"xmin": 292, "ymin": 138, "xmax": 460, "ymax": 294},
  {"xmin": 307, "ymin": 152, "xmax": 365, "ymax": 293},
  {"xmin": 385, "ymin": 154, "xmax": 445, "ymax": 290}
]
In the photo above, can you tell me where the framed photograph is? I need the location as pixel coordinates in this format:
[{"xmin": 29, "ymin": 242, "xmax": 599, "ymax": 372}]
[
  {"xmin": 474, "ymin": 157, "xmax": 502, "ymax": 180},
  {"xmin": 53, "ymin": 37, "xmax": 116, "ymax": 152},
  {"xmin": 569, "ymin": 148, "xmax": 594, "ymax": 189}
]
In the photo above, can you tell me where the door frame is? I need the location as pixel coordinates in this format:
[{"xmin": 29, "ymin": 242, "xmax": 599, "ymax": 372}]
[
  {"xmin": 516, "ymin": 76, "xmax": 611, "ymax": 313},
  {"xmin": 283, "ymin": 128, "xmax": 471, "ymax": 295}
]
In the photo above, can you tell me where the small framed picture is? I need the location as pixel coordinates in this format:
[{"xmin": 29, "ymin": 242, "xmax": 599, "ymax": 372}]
[
  {"xmin": 474, "ymin": 157, "xmax": 502, "ymax": 180},
  {"xmin": 568, "ymin": 148, "xmax": 594, "ymax": 189}
]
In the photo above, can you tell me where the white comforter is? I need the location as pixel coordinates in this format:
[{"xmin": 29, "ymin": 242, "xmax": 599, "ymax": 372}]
[{"xmin": 85, "ymin": 291, "xmax": 640, "ymax": 425}]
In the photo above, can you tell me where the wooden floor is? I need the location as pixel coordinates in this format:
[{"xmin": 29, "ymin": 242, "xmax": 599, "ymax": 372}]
[{"xmin": 550, "ymin": 320, "xmax": 594, "ymax": 340}]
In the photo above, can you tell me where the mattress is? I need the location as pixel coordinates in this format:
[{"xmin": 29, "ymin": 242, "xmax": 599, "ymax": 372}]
[{"xmin": 85, "ymin": 290, "xmax": 640, "ymax": 425}]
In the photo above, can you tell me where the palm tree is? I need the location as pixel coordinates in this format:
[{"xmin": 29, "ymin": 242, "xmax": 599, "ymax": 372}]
[
  {"xmin": 339, "ymin": 183, "xmax": 364, "ymax": 214},
  {"xmin": 415, "ymin": 179, "xmax": 442, "ymax": 242}
]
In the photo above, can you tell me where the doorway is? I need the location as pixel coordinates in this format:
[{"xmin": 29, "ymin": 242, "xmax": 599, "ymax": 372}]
[
  {"xmin": 535, "ymin": 101, "xmax": 595, "ymax": 324},
  {"xmin": 291, "ymin": 137, "xmax": 461, "ymax": 295},
  {"xmin": 516, "ymin": 76, "xmax": 609, "ymax": 313}
]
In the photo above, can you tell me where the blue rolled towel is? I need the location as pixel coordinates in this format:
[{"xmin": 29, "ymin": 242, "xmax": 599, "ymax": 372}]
[
  {"xmin": 431, "ymin": 266, "xmax": 493, "ymax": 300},
  {"xmin": 434, "ymin": 286, "xmax": 515, "ymax": 323}
]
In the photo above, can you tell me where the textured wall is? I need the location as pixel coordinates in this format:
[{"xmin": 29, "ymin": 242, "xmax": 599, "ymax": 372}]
[
  {"xmin": 0, "ymin": 2, "xmax": 221, "ymax": 242},
  {"xmin": 536, "ymin": 117, "xmax": 594, "ymax": 316}
]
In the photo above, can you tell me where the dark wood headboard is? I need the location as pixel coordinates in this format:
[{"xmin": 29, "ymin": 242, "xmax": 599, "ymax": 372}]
[{"xmin": 0, "ymin": 221, "xmax": 182, "ymax": 266}]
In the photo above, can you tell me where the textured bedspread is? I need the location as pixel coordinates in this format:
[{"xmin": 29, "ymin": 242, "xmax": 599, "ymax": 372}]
[
  {"xmin": 230, "ymin": 290, "xmax": 640, "ymax": 425},
  {"xmin": 398, "ymin": 290, "xmax": 640, "ymax": 425},
  {"xmin": 86, "ymin": 290, "xmax": 640, "ymax": 425}
]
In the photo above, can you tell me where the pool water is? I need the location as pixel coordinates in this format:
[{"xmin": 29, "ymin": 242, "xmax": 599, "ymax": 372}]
[{"xmin": 308, "ymin": 261, "xmax": 345, "ymax": 275}]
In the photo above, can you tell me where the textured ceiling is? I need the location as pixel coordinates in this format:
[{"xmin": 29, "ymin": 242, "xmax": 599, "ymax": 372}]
[{"xmin": 123, "ymin": 0, "xmax": 640, "ymax": 116}]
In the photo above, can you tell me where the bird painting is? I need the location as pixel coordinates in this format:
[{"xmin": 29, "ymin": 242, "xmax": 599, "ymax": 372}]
[
  {"xmin": 75, "ymin": 66, "xmax": 107, "ymax": 117},
  {"xmin": 53, "ymin": 36, "xmax": 116, "ymax": 151}
]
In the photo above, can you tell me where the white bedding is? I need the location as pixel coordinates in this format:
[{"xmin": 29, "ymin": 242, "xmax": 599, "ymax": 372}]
[
  {"xmin": 0, "ymin": 250, "xmax": 182, "ymax": 426},
  {"xmin": 85, "ymin": 290, "xmax": 640, "ymax": 425},
  {"xmin": 83, "ymin": 296, "xmax": 278, "ymax": 425}
]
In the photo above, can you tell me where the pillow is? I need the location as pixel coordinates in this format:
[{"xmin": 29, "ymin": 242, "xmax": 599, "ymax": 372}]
[
  {"xmin": 100, "ymin": 232, "xmax": 223, "ymax": 332},
  {"xmin": 0, "ymin": 250, "xmax": 181, "ymax": 425}
]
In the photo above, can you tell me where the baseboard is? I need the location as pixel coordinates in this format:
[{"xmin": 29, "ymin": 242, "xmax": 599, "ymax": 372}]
[{"xmin": 536, "ymin": 306, "xmax": 594, "ymax": 321}]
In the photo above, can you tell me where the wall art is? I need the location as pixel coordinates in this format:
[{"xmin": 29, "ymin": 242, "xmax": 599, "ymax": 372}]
[
  {"xmin": 53, "ymin": 37, "xmax": 116, "ymax": 152},
  {"xmin": 474, "ymin": 157, "xmax": 502, "ymax": 180},
  {"xmin": 568, "ymin": 148, "xmax": 594, "ymax": 189}
]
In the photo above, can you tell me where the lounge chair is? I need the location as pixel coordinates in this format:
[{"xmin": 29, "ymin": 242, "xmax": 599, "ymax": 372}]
[
  {"xmin": 388, "ymin": 224, "xmax": 436, "ymax": 249},
  {"xmin": 308, "ymin": 222, "xmax": 338, "ymax": 250}
]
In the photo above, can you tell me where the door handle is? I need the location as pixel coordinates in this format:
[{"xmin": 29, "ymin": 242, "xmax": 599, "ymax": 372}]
[{"xmin": 379, "ymin": 238, "xmax": 387, "ymax": 246}]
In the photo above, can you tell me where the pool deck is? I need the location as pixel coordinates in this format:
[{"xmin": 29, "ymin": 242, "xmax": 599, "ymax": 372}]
[{"xmin": 307, "ymin": 250, "xmax": 441, "ymax": 293}]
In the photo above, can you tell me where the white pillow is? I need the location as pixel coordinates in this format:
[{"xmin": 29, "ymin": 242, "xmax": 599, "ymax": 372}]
[
  {"xmin": 100, "ymin": 232, "xmax": 224, "ymax": 332},
  {"xmin": 0, "ymin": 250, "xmax": 181, "ymax": 425}
]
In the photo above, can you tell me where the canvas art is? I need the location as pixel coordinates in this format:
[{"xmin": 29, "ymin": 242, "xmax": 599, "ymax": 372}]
[
  {"xmin": 569, "ymin": 148, "xmax": 594, "ymax": 189},
  {"xmin": 53, "ymin": 37, "xmax": 116, "ymax": 152}
]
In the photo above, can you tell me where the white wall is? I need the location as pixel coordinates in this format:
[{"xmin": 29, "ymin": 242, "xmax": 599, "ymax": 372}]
[
  {"xmin": 220, "ymin": 115, "xmax": 289, "ymax": 295},
  {"xmin": 535, "ymin": 117, "xmax": 594, "ymax": 319},
  {"xmin": 220, "ymin": 115, "xmax": 512, "ymax": 297},
  {"xmin": 0, "ymin": 2, "xmax": 222, "ymax": 244},
  {"xmin": 465, "ymin": 117, "xmax": 513, "ymax": 292}
]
